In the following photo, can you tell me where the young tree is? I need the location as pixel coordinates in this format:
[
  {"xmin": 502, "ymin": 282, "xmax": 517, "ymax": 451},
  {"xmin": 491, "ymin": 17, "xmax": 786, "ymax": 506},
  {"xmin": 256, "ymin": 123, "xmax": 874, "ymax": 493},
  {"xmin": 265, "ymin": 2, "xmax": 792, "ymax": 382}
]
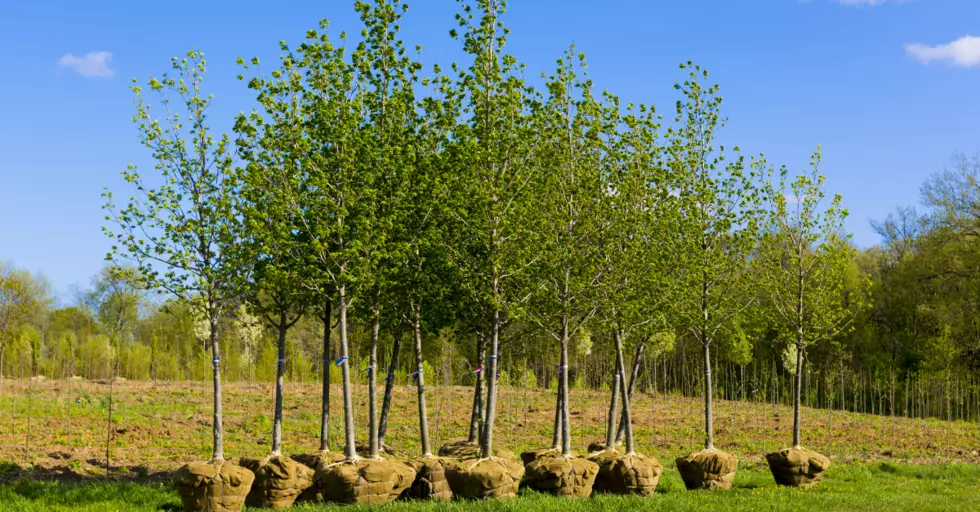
[
  {"xmin": 760, "ymin": 151, "xmax": 865, "ymax": 486},
  {"xmin": 103, "ymin": 51, "xmax": 248, "ymax": 463},
  {"xmin": 524, "ymin": 48, "xmax": 603, "ymax": 463},
  {"xmin": 671, "ymin": 64, "xmax": 763, "ymax": 490}
]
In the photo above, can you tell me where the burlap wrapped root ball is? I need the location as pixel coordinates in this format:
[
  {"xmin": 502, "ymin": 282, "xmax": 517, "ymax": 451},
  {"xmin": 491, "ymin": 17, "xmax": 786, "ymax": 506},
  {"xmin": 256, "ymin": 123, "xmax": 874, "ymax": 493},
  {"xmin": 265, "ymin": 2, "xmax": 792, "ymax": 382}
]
[
  {"xmin": 173, "ymin": 460, "xmax": 255, "ymax": 512},
  {"xmin": 520, "ymin": 447, "xmax": 561, "ymax": 465},
  {"xmin": 238, "ymin": 455, "xmax": 313, "ymax": 509},
  {"xmin": 445, "ymin": 457, "xmax": 525, "ymax": 499},
  {"xmin": 314, "ymin": 458, "xmax": 416, "ymax": 504},
  {"xmin": 525, "ymin": 455, "xmax": 600, "ymax": 497},
  {"xmin": 675, "ymin": 449, "xmax": 738, "ymax": 490},
  {"xmin": 405, "ymin": 457, "xmax": 455, "ymax": 501},
  {"xmin": 439, "ymin": 440, "xmax": 516, "ymax": 460},
  {"xmin": 765, "ymin": 447, "xmax": 831, "ymax": 488},
  {"xmin": 587, "ymin": 441, "xmax": 621, "ymax": 454},
  {"xmin": 592, "ymin": 453, "xmax": 661, "ymax": 496},
  {"xmin": 291, "ymin": 451, "xmax": 345, "ymax": 502}
]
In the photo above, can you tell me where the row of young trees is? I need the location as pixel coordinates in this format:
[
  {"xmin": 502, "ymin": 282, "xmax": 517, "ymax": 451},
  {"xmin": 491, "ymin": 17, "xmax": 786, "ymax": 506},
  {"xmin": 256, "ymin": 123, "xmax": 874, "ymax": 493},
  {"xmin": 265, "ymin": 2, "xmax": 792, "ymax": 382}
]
[{"xmin": 3, "ymin": 0, "xmax": 978, "ymax": 500}]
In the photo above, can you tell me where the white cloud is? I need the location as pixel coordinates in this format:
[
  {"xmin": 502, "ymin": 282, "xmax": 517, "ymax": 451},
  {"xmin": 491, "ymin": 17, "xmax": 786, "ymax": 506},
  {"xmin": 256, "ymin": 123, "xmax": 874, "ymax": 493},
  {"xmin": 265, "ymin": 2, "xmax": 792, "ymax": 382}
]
[
  {"xmin": 905, "ymin": 36, "xmax": 980, "ymax": 67},
  {"xmin": 57, "ymin": 51, "xmax": 115, "ymax": 78}
]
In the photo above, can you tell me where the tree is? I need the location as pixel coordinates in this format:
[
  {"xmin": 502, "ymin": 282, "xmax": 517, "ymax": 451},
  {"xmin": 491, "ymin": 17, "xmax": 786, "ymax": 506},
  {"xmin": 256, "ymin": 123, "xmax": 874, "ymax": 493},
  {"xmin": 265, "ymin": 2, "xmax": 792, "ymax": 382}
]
[
  {"xmin": 443, "ymin": 0, "xmax": 544, "ymax": 461},
  {"xmin": 103, "ymin": 51, "xmax": 247, "ymax": 461},
  {"xmin": 0, "ymin": 264, "xmax": 39, "ymax": 401},
  {"xmin": 760, "ymin": 151, "xmax": 866, "ymax": 449},
  {"xmin": 526, "ymin": 48, "xmax": 604, "ymax": 458},
  {"xmin": 672, "ymin": 64, "xmax": 763, "ymax": 456}
]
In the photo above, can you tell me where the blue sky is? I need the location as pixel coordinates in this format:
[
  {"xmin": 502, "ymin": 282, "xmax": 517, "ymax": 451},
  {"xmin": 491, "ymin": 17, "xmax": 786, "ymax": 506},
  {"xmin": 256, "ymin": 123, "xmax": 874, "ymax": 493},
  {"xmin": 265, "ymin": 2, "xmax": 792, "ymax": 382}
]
[{"xmin": 0, "ymin": 0, "xmax": 978, "ymax": 300}]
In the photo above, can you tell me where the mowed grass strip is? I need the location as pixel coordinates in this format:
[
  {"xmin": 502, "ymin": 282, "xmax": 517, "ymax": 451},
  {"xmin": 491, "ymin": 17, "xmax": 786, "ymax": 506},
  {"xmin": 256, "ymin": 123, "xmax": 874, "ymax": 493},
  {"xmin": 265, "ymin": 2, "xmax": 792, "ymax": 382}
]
[{"xmin": 1, "ymin": 463, "xmax": 979, "ymax": 512}]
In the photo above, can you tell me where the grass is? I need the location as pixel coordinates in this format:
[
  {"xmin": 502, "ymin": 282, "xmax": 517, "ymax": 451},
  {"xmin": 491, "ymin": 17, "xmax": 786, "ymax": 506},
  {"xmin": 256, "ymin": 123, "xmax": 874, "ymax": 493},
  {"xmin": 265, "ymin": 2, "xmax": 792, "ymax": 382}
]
[{"xmin": 1, "ymin": 462, "xmax": 979, "ymax": 511}]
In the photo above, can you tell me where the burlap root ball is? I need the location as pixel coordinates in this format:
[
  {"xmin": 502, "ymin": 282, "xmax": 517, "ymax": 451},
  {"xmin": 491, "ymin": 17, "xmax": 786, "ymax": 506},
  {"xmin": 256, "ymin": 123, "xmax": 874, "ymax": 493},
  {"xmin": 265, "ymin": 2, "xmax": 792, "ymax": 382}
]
[
  {"xmin": 291, "ymin": 451, "xmax": 345, "ymax": 502},
  {"xmin": 592, "ymin": 453, "xmax": 661, "ymax": 496},
  {"xmin": 314, "ymin": 458, "xmax": 416, "ymax": 504},
  {"xmin": 520, "ymin": 447, "xmax": 561, "ymax": 465},
  {"xmin": 239, "ymin": 455, "xmax": 314, "ymax": 509},
  {"xmin": 585, "ymin": 447, "xmax": 621, "ymax": 466},
  {"xmin": 524, "ymin": 455, "xmax": 600, "ymax": 497},
  {"xmin": 445, "ymin": 457, "xmax": 525, "ymax": 499},
  {"xmin": 765, "ymin": 447, "xmax": 831, "ymax": 488},
  {"xmin": 173, "ymin": 460, "xmax": 255, "ymax": 512},
  {"xmin": 405, "ymin": 457, "xmax": 455, "ymax": 501},
  {"xmin": 438, "ymin": 439, "xmax": 516, "ymax": 460},
  {"xmin": 587, "ymin": 441, "xmax": 622, "ymax": 454},
  {"xmin": 675, "ymin": 449, "xmax": 738, "ymax": 490},
  {"xmin": 355, "ymin": 441, "xmax": 403, "ymax": 459}
]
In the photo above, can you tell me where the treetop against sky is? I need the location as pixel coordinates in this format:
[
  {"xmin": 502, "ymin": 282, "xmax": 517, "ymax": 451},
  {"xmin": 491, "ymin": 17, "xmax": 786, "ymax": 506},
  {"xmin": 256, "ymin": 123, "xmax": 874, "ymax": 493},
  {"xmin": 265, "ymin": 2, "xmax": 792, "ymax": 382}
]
[{"xmin": 1, "ymin": 0, "xmax": 978, "ymax": 299}]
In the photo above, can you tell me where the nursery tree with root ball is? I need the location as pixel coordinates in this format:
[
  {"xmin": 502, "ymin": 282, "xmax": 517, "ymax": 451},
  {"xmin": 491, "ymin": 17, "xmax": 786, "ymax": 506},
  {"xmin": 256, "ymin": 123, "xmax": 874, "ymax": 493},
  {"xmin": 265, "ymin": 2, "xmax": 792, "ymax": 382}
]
[
  {"xmin": 586, "ymin": 91, "xmax": 679, "ymax": 497},
  {"xmin": 759, "ymin": 150, "xmax": 866, "ymax": 488},
  {"xmin": 440, "ymin": 0, "xmax": 542, "ymax": 499},
  {"xmin": 671, "ymin": 63, "xmax": 764, "ymax": 491},
  {"xmin": 103, "ymin": 50, "xmax": 255, "ymax": 511},
  {"xmin": 235, "ymin": 131, "xmax": 318, "ymax": 506},
  {"xmin": 520, "ymin": 47, "xmax": 605, "ymax": 497}
]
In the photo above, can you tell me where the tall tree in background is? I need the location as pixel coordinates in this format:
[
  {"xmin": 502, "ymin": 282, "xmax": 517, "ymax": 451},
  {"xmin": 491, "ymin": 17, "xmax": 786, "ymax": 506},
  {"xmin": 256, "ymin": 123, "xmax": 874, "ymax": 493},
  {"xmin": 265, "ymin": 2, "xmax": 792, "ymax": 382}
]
[
  {"xmin": 760, "ymin": 151, "xmax": 865, "ymax": 487},
  {"xmin": 0, "ymin": 264, "xmax": 38, "ymax": 401},
  {"xmin": 103, "ymin": 51, "xmax": 248, "ymax": 462},
  {"xmin": 672, "ymin": 64, "xmax": 762, "ymax": 491}
]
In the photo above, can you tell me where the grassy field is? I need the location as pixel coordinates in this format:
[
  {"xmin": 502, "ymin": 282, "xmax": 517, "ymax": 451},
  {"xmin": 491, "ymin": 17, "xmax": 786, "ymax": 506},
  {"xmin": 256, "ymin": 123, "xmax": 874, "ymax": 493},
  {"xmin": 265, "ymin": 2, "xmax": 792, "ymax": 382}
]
[{"xmin": 1, "ymin": 378, "xmax": 979, "ymax": 510}]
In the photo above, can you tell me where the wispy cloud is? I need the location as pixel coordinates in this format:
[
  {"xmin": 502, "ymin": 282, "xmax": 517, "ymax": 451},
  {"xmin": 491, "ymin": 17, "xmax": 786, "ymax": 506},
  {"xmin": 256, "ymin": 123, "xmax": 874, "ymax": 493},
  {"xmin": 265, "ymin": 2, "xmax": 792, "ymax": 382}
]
[
  {"xmin": 57, "ymin": 51, "xmax": 115, "ymax": 78},
  {"xmin": 905, "ymin": 36, "xmax": 980, "ymax": 67}
]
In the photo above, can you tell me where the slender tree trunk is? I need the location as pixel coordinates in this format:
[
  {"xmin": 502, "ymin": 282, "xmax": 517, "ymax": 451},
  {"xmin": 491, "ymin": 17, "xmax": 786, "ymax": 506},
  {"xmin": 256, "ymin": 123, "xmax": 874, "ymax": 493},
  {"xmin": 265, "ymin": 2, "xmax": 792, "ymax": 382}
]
[
  {"xmin": 337, "ymin": 282, "xmax": 357, "ymax": 460},
  {"xmin": 703, "ymin": 340, "xmax": 714, "ymax": 450},
  {"xmin": 550, "ymin": 378, "xmax": 563, "ymax": 450},
  {"xmin": 793, "ymin": 343, "xmax": 804, "ymax": 448},
  {"xmin": 319, "ymin": 294, "xmax": 332, "ymax": 452},
  {"xmin": 210, "ymin": 316, "xmax": 224, "ymax": 461},
  {"xmin": 616, "ymin": 340, "xmax": 645, "ymax": 444},
  {"xmin": 480, "ymin": 306, "xmax": 501, "ymax": 459},
  {"xmin": 0, "ymin": 342, "xmax": 5, "ymax": 403},
  {"xmin": 559, "ymin": 311, "xmax": 571, "ymax": 456},
  {"xmin": 272, "ymin": 315, "xmax": 287, "ymax": 455},
  {"xmin": 613, "ymin": 330, "xmax": 635, "ymax": 454},
  {"xmin": 468, "ymin": 333, "xmax": 487, "ymax": 444},
  {"xmin": 368, "ymin": 299, "xmax": 381, "ymax": 459},
  {"xmin": 378, "ymin": 329, "xmax": 402, "ymax": 448},
  {"xmin": 412, "ymin": 303, "xmax": 432, "ymax": 456},
  {"xmin": 604, "ymin": 350, "xmax": 621, "ymax": 450}
]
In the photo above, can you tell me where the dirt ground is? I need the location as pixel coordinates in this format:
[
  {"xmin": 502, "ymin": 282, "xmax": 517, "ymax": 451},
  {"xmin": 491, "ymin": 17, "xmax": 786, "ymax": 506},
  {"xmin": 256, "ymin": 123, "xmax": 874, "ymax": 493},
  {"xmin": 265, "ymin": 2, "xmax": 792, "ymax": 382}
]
[{"xmin": 1, "ymin": 378, "xmax": 977, "ymax": 482}]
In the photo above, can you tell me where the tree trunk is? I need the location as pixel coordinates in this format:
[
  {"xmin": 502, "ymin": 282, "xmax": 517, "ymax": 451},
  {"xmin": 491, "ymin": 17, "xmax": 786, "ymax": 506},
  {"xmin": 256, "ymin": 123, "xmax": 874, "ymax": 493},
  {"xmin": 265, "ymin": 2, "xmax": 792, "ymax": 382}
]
[
  {"xmin": 703, "ymin": 340, "xmax": 714, "ymax": 450},
  {"xmin": 337, "ymin": 282, "xmax": 357, "ymax": 460},
  {"xmin": 479, "ymin": 307, "xmax": 501, "ymax": 459},
  {"xmin": 616, "ymin": 340, "xmax": 645, "ymax": 444},
  {"xmin": 559, "ymin": 311, "xmax": 571, "ymax": 456},
  {"xmin": 792, "ymin": 343, "xmax": 803, "ymax": 448},
  {"xmin": 378, "ymin": 329, "xmax": 402, "ymax": 448},
  {"xmin": 0, "ymin": 342, "xmax": 5, "ymax": 403},
  {"xmin": 468, "ymin": 333, "xmax": 487, "ymax": 444},
  {"xmin": 210, "ymin": 316, "xmax": 224, "ymax": 461},
  {"xmin": 551, "ymin": 375, "xmax": 563, "ymax": 449},
  {"xmin": 272, "ymin": 315, "xmax": 287, "ymax": 455},
  {"xmin": 319, "ymin": 294, "xmax": 332, "ymax": 452},
  {"xmin": 604, "ymin": 350, "xmax": 621, "ymax": 451},
  {"xmin": 613, "ymin": 330, "xmax": 635, "ymax": 455},
  {"xmin": 412, "ymin": 304, "xmax": 432, "ymax": 456},
  {"xmin": 368, "ymin": 299, "xmax": 381, "ymax": 459}
]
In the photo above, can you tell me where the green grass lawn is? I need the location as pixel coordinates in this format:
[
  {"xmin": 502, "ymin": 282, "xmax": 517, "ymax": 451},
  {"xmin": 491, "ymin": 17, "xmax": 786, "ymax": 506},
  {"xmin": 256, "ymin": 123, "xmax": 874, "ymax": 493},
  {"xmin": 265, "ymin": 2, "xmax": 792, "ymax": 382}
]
[{"xmin": 2, "ymin": 462, "xmax": 979, "ymax": 512}]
